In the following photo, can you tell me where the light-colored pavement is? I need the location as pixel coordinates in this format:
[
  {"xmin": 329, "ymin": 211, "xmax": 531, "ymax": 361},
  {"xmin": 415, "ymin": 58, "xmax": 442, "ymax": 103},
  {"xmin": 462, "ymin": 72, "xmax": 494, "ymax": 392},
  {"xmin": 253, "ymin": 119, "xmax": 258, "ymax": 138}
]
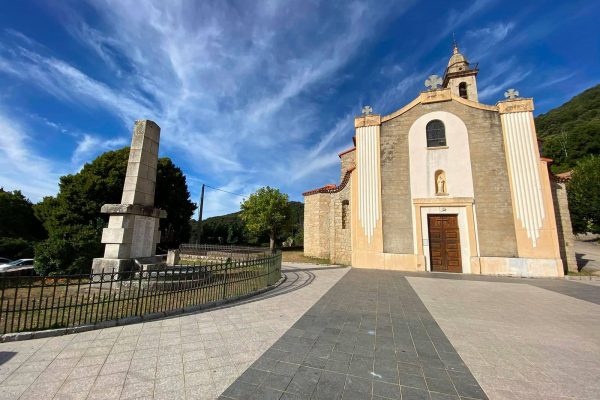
[
  {"xmin": 574, "ymin": 236, "xmax": 600, "ymax": 271},
  {"xmin": 408, "ymin": 277, "xmax": 600, "ymax": 400},
  {"xmin": 2, "ymin": 265, "xmax": 599, "ymax": 400},
  {"xmin": 0, "ymin": 264, "xmax": 350, "ymax": 400}
]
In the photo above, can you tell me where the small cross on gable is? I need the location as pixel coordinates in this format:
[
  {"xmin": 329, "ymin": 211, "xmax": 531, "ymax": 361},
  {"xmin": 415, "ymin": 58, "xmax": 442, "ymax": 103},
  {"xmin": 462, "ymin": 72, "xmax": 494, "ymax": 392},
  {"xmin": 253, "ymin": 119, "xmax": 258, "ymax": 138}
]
[
  {"xmin": 362, "ymin": 105, "xmax": 373, "ymax": 115},
  {"xmin": 424, "ymin": 75, "xmax": 443, "ymax": 90},
  {"xmin": 504, "ymin": 88, "xmax": 520, "ymax": 99}
]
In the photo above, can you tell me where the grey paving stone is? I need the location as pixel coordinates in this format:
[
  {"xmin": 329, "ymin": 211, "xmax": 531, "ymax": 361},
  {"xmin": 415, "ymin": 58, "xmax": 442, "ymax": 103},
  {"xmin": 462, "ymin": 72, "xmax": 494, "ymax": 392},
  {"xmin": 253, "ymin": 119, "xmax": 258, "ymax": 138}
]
[
  {"xmin": 372, "ymin": 380, "xmax": 401, "ymax": 399},
  {"xmin": 344, "ymin": 375, "xmax": 372, "ymax": 395},
  {"xmin": 429, "ymin": 392, "xmax": 460, "ymax": 400},
  {"xmin": 399, "ymin": 371, "xmax": 428, "ymax": 390},
  {"xmin": 221, "ymin": 380, "xmax": 258, "ymax": 399},
  {"xmin": 274, "ymin": 362, "xmax": 301, "ymax": 377},
  {"xmin": 311, "ymin": 370, "xmax": 346, "ymax": 399},
  {"xmin": 453, "ymin": 381, "xmax": 488, "ymax": 399},
  {"xmin": 425, "ymin": 376, "xmax": 458, "ymax": 396},
  {"xmin": 220, "ymin": 270, "xmax": 489, "ymax": 400},
  {"xmin": 238, "ymin": 368, "xmax": 269, "ymax": 385},
  {"xmin": 400, "ymin": 385, "xmax": 430, "ymax": 400},
  {"xmin": 248, "ymin": 385, "xmax": 283, "ymax": 400},
  {"xmin": 261, "ymin": 372, "xmax": 293, "ymax": 391}
]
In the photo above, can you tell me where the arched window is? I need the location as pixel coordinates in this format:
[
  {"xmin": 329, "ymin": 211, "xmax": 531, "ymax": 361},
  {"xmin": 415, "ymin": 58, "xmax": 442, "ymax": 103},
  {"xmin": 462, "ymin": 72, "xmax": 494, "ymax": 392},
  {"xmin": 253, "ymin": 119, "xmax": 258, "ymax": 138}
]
[
  {"xmin": 341, "ymin": 200, "xmax": 349, "ymax": 229},
  {"xmin": 426, "ymin": 120, "xmax": 446, "ymax": 147},
  {"xmin": 459, "ymin": 82, "xmax": 468, "ymax": 99}
]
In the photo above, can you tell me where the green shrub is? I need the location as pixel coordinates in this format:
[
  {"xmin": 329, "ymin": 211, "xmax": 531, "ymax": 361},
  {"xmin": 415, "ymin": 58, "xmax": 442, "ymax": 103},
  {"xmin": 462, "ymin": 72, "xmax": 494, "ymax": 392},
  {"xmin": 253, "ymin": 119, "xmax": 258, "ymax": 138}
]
[
  {"xmin": 0, "ymin": 237, "xmax": 35, "ymax": 259},
  {"xmin": 34, "ymin": 226, "xmax": 102, "ymax": 276}
]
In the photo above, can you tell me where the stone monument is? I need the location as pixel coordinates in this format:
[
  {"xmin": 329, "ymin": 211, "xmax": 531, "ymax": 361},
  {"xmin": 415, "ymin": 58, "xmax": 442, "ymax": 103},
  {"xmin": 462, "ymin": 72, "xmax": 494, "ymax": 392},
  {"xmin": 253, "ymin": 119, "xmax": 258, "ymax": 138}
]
[{"xmin": 92, "ymin": 120, "xmax": 167, "ymax": 274}]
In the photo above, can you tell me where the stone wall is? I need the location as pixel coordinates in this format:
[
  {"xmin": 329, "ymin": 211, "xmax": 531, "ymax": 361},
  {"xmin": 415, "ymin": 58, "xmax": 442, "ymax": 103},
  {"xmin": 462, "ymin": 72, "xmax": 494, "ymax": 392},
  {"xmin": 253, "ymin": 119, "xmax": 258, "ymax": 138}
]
[
  {"xmin": 551, "ymin": 181, "xmax": 578, "ymax": 273},
  {"xmin": 329, "ymin": 183, "xmax": 352, "ymax": 265},
  {"xmin": 340, "ymin": 150, "xmax": 355, "ymax": 181},
  {"xmin": 380, "ymin": 100, "xmax": 518, "ymax": 257},
  {"xmin": 380, "ymin": 117, "xmax": 414, "ymax": 254},
  {"xmin": 303, "ymin": 193, "xmax": 331, "ymax": 259},
  {"xmin": 303, "ymin": 168, "xmax": 353, "ymax": 264}
]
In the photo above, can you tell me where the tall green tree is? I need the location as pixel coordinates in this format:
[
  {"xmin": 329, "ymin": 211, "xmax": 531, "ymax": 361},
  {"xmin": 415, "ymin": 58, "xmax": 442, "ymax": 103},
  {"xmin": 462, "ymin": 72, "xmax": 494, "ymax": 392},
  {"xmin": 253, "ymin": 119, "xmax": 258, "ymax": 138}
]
[
  {"xmin": 155, "ymin": 158, "xmax": 196, "ymax": 250},
  {"xmin": 35, "ymin": 147, "xmax": 196, "ymax": 275},
  {"xmin": 567, "ymin": 156, "xmax": 600, "ymax": 235},
  {"xmin": 0, "ymin": 189, "xmax": 45, "ymax": 259},
  {"xmin": 241, "ymin": 187, "xmax": 290, "ymax": 251}
]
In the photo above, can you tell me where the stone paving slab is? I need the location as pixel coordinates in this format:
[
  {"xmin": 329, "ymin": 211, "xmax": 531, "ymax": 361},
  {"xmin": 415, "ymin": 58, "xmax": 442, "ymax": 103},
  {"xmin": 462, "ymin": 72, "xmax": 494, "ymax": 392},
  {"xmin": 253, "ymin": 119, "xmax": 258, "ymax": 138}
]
[
  {"xmin": 400, "ymin": 272, "xmax": 600, "ymax": 305},
  {"xmin": 0, "ymin": 264, "xmax": 349, "ymax": 400},
  {"xmin": 407, "ymin": 277, "xmax": 600, "ymax": 400},
  {"xmin": 221, "ymin": 269, "xmax": 487, "ymax": 400}
]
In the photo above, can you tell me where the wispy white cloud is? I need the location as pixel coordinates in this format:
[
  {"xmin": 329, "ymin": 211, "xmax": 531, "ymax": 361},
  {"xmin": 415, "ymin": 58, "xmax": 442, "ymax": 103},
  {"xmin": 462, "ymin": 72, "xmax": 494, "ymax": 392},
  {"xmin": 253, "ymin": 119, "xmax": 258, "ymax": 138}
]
[
  {"xmin": 0, "ymin": 0, "xmax": 591, "ymax": 217},
  {"xmin": 72, "ymin": 134, "xmax": 129, "ymax": 166},
  {"xmin": 0, "ymin": 1, "xmax": 415, "ymax": 215},
  {"xmin": 0, "ymin": 110, "xmax": 65, "ymax": 200},
  {"xmin": 478, "ymin": 68, "xmax": 532, "ymax": 100},
  {"xmin": 466, "ymin": 22, "xmax": 514, "ymax": 43}
]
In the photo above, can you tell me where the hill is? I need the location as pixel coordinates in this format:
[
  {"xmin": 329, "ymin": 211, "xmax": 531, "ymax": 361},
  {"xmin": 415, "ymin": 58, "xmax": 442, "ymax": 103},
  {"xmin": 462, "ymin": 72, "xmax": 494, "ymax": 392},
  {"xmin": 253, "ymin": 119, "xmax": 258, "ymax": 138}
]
[
  {"xmin": 189, "ymin": 201, "xmax": 304, "ymax": 246},
  {"xmin": 536, "ymin": 83, "xmax": 600, "ymax": 173}
]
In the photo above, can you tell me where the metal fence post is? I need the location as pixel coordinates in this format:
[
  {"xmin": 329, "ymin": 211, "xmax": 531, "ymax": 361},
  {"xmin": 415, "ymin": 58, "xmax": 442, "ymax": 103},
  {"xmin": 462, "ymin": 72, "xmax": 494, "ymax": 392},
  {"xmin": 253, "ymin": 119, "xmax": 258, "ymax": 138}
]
[{"xmin": 222, "ymin": 258, "xmax": 230, "ymax": 300}]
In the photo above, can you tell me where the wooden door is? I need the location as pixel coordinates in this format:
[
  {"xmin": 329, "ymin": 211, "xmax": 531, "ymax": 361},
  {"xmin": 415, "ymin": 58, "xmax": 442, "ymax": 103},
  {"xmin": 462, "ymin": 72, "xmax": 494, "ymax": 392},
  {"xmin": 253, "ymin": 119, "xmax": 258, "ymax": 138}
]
[{"xmin": 428, "ymin": 214, "xmax": 462, "ymax": 273}]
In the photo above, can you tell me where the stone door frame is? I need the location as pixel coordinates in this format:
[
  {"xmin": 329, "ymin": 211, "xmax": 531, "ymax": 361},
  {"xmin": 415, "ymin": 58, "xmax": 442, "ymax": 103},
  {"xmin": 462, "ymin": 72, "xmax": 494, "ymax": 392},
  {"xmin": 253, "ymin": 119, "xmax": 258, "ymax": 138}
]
[{"xmin": 413, "ymin": 198, "xmax": 479, "ymax": 274}]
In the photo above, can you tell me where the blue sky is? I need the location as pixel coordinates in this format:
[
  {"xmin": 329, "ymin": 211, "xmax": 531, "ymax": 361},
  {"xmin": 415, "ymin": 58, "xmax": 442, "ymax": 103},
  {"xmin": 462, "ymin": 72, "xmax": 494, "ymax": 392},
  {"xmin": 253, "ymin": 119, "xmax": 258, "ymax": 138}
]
[{"xmin": 0, "ymin": 0, "xmax": 598, "ymax": 218}]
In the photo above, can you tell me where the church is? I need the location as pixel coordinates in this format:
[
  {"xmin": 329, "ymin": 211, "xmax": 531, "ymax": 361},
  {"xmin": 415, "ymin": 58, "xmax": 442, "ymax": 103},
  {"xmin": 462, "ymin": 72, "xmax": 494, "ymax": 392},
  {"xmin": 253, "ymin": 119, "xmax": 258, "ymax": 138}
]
[{"xmin": 303, "ymin": 44, "xmax": 576, "ymax": 277}]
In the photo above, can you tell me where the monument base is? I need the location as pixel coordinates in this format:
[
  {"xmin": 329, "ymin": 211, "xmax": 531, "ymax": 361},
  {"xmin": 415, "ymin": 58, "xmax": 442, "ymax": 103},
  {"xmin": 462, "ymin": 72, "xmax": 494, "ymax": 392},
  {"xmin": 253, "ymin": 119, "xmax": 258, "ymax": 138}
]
[{"xmin": 91, "ymin": 258, "xmax": 133, "ymax": 275}]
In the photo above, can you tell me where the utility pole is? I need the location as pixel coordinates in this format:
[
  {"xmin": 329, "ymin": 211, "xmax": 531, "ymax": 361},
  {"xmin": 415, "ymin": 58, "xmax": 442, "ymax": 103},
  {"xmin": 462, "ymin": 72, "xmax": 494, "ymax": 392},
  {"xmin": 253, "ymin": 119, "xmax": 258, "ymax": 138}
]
[{"xmin": 197, "ymin": 184, "xmax": 205, "ymax": 244}]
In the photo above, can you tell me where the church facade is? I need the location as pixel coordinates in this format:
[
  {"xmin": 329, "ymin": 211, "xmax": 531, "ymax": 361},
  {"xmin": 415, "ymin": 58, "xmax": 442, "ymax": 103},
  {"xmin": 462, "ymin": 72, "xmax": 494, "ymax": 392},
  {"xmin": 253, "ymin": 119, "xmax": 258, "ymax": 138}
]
[{"xmin": 303, "ymin": 46, "xmax": 576, "ymax": 277}]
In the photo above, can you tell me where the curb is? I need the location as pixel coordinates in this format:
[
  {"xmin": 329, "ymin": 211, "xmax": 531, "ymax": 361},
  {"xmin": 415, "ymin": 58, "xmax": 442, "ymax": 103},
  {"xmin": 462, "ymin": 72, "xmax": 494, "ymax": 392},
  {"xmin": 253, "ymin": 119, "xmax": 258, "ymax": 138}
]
[
  {"xmin": 1, "ymin": 274, "xmax": 287, "ymax": 343},
  {"xmin": 564, "ymin": 275, "xmax": 600, "ymax": 281}
]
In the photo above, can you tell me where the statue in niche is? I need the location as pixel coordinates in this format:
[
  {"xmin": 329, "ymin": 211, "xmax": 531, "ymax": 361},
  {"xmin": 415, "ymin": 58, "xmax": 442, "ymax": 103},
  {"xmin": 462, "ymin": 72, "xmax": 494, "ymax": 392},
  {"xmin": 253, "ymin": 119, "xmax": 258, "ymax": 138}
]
[{"xmin": 435, "ymin": 170, "xmax": 447, "ymax": 195}]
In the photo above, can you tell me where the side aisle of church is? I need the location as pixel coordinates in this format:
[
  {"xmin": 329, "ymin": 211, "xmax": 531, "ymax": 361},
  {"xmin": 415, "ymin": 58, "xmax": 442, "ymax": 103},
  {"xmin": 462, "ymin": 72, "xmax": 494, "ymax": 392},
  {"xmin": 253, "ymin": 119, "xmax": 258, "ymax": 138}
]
[{"xmin": 303, "ymin": 44, "xmax": 576, "ymax": 277}]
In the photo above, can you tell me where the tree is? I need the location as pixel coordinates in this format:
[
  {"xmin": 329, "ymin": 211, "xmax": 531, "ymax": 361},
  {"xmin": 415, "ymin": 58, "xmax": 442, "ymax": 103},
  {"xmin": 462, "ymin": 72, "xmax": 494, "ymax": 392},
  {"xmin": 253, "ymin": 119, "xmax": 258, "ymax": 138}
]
[
  {"xmin": 34, "ymin": 225, "xmax": 102, "ymax": 276},
  {"xmin": 0, "ymin": 189, "xmax": 45, "ymax": 240},
  {"xmin": 241, "ymin": 187, "xmax": 290, "ymax": 251},
  {"xmin": 567, "ymin": 156, "xmax": 600, "ymax": 235},
  {"xmin": 34, "ymin": 147, "xmax": 196, "ymax": 275},
  {"xmin": 0, "ymin": 189, "xmax": 45, "ymax": 258},
  {"xmin": 155, "ymin": 158, "xmax": 197, "ymax": 251}
]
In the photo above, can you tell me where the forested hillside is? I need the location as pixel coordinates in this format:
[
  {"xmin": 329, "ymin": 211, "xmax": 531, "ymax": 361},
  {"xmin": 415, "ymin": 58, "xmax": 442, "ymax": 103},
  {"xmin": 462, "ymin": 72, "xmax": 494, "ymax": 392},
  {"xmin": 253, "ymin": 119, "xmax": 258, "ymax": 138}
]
[
  {"xmin": 190, "ymin": 201, "xmax": 304, "ymax": 246},
  {"xmin": 536, "ymin": 84, "xmax": 600, "ymax": 173}
]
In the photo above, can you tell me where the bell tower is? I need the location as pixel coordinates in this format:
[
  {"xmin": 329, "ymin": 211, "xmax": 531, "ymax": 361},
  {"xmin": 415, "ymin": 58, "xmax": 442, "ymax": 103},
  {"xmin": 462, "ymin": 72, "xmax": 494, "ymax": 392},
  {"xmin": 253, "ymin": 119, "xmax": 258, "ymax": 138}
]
[{"xmin": 443, "ymin": 41, "xmax": 479, "ymax": 102}]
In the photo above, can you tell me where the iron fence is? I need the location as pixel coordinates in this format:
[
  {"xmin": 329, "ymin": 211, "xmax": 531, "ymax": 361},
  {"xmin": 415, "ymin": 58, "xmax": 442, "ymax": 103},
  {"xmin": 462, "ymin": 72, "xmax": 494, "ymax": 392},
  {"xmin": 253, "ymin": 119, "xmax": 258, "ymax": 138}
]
[
  {"xmin": 0, "ymin": 250, "xmax": 281, "ymax": 335},
  {"xmin": 179, "ymin": 244, "xmax": 272, "ymax": 259}
]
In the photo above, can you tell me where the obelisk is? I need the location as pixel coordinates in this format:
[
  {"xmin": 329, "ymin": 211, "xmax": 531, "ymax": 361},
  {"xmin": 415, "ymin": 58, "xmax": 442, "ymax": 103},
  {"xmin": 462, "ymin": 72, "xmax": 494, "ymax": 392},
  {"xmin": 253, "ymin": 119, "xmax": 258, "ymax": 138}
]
[{"xmin": 91, "ymin": 120, "xmax": 167, "ymax": 275}]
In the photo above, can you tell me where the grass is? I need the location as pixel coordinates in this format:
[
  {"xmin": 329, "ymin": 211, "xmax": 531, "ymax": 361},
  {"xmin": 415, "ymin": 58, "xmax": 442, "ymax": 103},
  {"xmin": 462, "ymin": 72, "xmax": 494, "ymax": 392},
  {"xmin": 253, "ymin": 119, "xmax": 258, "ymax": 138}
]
[
  {"xmin": 282, "ymin": 250, "xmax": 331, "ymax": 265},
  {"xmin": 566, "ymin": 269, "xmax": 595, "ymax": 277}
]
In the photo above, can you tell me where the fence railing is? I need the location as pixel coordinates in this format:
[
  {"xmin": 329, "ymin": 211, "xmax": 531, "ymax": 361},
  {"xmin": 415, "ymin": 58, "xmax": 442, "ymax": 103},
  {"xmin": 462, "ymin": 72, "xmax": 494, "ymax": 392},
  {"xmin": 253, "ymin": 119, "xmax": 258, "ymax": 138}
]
[
  {"xmin": 0, "ymin": 250, "xmax": 282, "ymax": 335},
  {"xmin": 179, "ymin": 243, "xmax": 271, "ymax": 259}
]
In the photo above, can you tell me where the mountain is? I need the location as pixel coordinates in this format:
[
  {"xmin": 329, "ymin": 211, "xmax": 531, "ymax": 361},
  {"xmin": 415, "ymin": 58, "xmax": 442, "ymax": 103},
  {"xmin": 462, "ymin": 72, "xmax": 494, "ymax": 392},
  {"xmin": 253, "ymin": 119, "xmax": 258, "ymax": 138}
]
[{"xmin": 536, "ymin": 83, "xmax": 600, "ymax": 173}]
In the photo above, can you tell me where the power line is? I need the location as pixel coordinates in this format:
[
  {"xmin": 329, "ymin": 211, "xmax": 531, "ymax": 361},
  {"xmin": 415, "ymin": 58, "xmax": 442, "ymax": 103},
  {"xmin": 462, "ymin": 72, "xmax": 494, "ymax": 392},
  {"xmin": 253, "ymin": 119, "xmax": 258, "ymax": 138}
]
[{"xmin": 203, "ymin": 184, "xmax": 246, "ymax": 198}]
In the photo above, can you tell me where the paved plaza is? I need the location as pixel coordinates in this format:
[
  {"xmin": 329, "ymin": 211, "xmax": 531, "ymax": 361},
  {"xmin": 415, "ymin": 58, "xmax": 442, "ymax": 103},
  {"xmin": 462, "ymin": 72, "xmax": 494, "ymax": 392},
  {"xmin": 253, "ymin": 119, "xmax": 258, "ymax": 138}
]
[{"xmin": 0, "ymin": 264, "xmax": 599, "ymax": 400}]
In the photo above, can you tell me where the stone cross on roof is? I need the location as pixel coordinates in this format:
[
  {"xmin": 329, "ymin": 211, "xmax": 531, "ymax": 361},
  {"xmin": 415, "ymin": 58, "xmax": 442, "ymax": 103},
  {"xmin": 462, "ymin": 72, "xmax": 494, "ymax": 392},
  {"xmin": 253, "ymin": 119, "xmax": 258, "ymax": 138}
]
[
  {"xmin": 361, "ymin": 105, "xmax": 373, "ymax": 115},
  {"xmin": 504, "ymin": 88, "xmax": 520, "ymax": 99},
  {"xmin": 425, "ymin": 75, "xmax": 443, "ymax": 90}
]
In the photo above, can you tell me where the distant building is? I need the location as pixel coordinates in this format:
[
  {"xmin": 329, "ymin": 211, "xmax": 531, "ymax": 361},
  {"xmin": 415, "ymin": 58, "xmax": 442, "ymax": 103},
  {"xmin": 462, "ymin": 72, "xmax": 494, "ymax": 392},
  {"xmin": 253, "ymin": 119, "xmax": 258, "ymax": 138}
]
[{"xmin": 303, "ymin": 44, "xmax": 575, "ymax": 277}]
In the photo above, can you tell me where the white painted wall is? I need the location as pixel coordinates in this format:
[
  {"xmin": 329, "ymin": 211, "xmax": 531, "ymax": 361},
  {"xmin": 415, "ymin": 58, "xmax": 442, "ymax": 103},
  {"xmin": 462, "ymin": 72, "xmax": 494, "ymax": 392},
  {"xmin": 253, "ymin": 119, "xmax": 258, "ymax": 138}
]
[
  {"xmin": 356, "ymin": 125, "xmax": 380, "ymax": 243},
  {"xmin": 408, "ymin": 111, "xmax": 474, "ymax": 199},
  {"xmin": 500, "ymin": 112, "xmax": 545, "ymax": 247},
  {"xmin": 420, "ymin": 207, "xmax": 471, "ymax": 273}
]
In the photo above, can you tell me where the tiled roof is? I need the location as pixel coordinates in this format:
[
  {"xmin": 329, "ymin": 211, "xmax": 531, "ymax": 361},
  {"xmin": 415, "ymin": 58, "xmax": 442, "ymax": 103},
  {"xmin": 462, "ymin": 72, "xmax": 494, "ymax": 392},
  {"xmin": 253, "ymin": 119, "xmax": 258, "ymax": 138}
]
[{"xmin": 303, "ymin": 167, "xmax": 354, "ymax": 196}]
